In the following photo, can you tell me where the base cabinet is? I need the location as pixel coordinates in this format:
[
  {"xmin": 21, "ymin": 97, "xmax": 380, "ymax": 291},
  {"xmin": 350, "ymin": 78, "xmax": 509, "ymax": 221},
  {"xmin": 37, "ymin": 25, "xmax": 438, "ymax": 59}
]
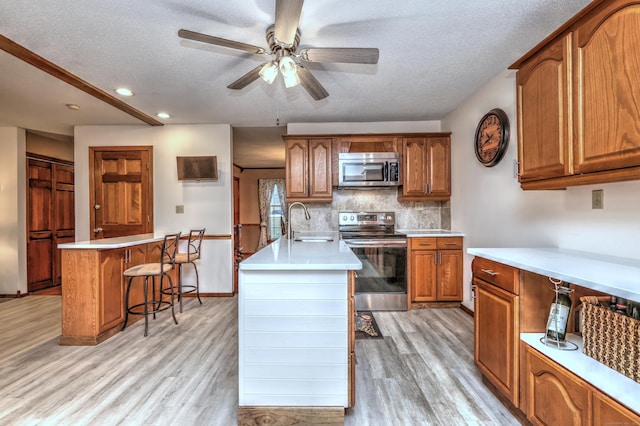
[
  {"xmin": 524, "ymin": 344, "xmax": 589, "ymax": 426},
  {"xmin": 524, "ymin": 344, "xmax": 640, "ymax": 426},
  {"xmin": 409, "ymin": 237, "xmax": 462, "ymax": 303}
]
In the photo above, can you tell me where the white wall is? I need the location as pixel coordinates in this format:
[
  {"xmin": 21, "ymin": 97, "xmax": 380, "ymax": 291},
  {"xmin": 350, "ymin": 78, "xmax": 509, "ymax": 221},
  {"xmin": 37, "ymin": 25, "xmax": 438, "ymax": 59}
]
[
  {"xmin": 0, "ymin": 127, "xmax": 27, "ymax": 295},
  {"xmin": 74, "ymin": 124, "xmax": 234, "ymax": 294},
  {"xmin": 442, "ymin": 69, "xmax": 640, "ymax": 310}
]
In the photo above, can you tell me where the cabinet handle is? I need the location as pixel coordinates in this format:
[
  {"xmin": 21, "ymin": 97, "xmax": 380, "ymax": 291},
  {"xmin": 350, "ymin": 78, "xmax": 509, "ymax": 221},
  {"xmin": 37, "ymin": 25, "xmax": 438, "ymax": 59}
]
[
  {"xmin": 472, "ymin": 286, "xmax": 477, "ymax": 299},
  {"xmin": 425, "ymin": 183, "xmax": 431, "ymax": 194},
  {"xmin": 419, "ymin": 243, "xmax": 434, "ymax": 247},
  {"xmin": 444, "ymin": 242, "xmax": 457, "ymax": 246},
  {"xmin": 480, "ymin": 269, "xmax": 497, "ymax": 276}
]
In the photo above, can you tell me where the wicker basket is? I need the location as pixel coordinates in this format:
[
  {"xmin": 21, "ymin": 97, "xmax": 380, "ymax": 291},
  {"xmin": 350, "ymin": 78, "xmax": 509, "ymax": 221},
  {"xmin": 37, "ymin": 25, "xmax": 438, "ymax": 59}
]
[{"xmin": 580, "ymin": 297, "xmax": 640, "ymax": 383}]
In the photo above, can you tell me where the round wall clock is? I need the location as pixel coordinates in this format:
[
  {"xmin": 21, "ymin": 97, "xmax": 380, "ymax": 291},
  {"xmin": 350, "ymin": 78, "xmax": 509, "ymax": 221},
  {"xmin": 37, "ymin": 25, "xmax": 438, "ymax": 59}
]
[{"xmin": 474, "ymin": 108, "xmax": 510, "ymax": 167}]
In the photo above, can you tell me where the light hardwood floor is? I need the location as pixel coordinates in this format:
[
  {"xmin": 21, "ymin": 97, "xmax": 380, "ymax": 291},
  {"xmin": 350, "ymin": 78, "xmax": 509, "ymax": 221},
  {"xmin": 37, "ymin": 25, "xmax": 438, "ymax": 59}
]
[{"xmin": 0, "ymin": 296, "xmax": 518, "ymax": 425}]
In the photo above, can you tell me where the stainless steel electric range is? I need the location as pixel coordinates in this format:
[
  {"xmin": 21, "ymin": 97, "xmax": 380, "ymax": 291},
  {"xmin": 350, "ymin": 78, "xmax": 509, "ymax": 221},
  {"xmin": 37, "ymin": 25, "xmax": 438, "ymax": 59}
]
[{"xmin": 339, "ymin": 211, "xmax": 407, "ymax": 311}]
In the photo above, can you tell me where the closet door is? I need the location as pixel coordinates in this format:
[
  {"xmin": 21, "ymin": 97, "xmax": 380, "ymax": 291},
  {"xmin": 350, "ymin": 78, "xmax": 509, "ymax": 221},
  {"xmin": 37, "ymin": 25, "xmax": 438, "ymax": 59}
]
[{"xmin": 27, "ymin": 159, "xmax": 54, "ymax": 292}]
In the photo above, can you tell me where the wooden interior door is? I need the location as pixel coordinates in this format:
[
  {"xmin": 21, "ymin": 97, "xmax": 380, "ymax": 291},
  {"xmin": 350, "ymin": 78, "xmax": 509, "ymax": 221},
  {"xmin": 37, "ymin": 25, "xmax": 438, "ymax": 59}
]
[
  {"xmin": 27, "ymin": 159, "xmax": 54, "ymax": 292},
  {"xmin": 90, "ymin": 147, "xmax": 153, "ymax": 239}
]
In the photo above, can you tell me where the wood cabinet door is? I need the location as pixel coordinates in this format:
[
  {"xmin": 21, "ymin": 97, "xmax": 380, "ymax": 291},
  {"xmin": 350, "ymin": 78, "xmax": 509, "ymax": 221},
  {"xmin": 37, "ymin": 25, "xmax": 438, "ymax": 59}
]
[
  {"xmin": 27, "ymin": 159, "xmax": 54, "ymax": 292},
  {"xmin": 474, "ymin": 279, "xmax": 519, "ymax": 407},
  {"xmin": 437, "ymin": 250, "xmax": 462, "ymax": 301},
  {"xmin": 91, "ymin": 147, "xmax": 153, "ymax": 239},
  {"xmin": 411, "ymin": 250, "xmax": 437, "ymax": 302},
  {"xmin": 53, "ymin": 164, "xmax": 75, "ymax": 286},
  {"xmin": 524, "ymin": 345, "xmax": 589, "ymax": 426},
  {"xmin": 308, "ymin": 138, "xmax": 332, "ymax": 199},
  {"xmin": 285, "ymin": 139, "xmax": 309, "ymax": 199},
  {"xmin": 402, "ymin": 137, "xmax": 428, "ymax": 197},
  {"xmin": 426, "ymin": 137, "xmax": 451, "ymax": 198},
  {"xmin": 573, "ymin": 1, "xmax": 640, "ymax": 174},
  {"xmin": 592, "ymin": 389, "xmax": 640, "ymax": 425},
  {"xmin": 99, "ymin": 248, "xmax": 125, "ymax": 332},
  {"xmin": 517, "ymin": 34, "xmax": 572, "ymax": 182}
]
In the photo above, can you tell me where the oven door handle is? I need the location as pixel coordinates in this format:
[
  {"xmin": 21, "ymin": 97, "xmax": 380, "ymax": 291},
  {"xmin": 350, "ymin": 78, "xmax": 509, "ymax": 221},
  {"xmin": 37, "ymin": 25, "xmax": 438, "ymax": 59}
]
[{"xmin": 344, "ymin": 239, "xmax": 407, "ymax": 248}]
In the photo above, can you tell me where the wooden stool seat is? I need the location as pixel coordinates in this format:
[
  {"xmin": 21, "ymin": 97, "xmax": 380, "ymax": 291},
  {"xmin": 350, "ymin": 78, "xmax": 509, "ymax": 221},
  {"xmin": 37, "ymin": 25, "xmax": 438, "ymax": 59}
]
[{"xmin": 124, "ymin": 263, "xmax": 173, "ymax": 277}]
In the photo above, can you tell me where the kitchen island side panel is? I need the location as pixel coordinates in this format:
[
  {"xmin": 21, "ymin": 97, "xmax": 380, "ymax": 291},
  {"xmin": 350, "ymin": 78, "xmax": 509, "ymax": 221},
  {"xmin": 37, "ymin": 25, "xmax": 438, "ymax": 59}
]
[{"xmin": 238, "ymin": 269, "xmax": 349, "ymax": 407}]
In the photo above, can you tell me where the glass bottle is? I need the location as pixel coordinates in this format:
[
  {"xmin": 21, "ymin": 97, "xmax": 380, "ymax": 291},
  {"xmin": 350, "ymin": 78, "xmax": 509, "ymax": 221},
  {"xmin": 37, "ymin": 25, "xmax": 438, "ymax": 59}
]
[{"xmin": 545, "ymin": 282, "xmax": 572, "ymax": 342}]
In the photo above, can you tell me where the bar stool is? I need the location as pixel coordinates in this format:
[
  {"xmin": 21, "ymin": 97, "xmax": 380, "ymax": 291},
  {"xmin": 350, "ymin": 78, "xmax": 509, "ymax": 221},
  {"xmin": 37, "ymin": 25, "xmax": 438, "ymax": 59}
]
[
  {"xmin": 167, "ymin": 228, "xmax": 205, "ymax": 313},
  {"xmin": 122, "ymin": 233, "xmax": 180, "ymax": 337}
]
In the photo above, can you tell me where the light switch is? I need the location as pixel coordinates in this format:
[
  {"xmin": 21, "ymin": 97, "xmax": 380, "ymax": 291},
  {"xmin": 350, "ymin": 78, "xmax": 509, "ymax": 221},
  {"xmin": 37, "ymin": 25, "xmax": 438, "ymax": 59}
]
[{"xmin": 176, "ymin": 205, "xmax": 184, "ymax": 214}]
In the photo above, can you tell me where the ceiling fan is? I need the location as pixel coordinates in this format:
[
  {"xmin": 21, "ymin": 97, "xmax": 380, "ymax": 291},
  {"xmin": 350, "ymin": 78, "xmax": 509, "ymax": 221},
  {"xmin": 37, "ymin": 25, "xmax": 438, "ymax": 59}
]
[{"xmin": 178, "ymin": 0, "xmax": 379, "ymax": 100}]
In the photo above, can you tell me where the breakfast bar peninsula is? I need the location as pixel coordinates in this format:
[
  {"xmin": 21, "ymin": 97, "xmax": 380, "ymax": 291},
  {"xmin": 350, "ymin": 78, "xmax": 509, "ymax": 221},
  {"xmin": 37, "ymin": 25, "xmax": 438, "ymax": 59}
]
[
  {"xmin": 237, "ymin": 234, "xmax": 361, "ymax": 424},
  {"xmin": 58, "ymin": 233, "xmax": 166, "ymax": 346}
]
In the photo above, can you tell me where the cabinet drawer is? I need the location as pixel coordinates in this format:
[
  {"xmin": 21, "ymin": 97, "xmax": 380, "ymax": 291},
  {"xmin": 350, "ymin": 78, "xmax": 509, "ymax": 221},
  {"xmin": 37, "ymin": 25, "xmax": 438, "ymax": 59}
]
[
  {"xmin": 436, "ymin": 237, "xmax": 462, "ymax": 250},
  {"xmin": 472, "ymin": 257, "xmax": 519, "ymax": 294},
  {"xmin": 410, "ymin": 238, "xmax": 437, "ymax": 250}
]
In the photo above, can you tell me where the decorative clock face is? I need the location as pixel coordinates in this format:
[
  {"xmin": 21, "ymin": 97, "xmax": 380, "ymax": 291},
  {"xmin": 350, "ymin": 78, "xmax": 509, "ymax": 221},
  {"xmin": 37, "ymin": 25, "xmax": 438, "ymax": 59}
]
[{"xmin": 474, "ymin": 108, "xmax": 510, "ymax": 167}]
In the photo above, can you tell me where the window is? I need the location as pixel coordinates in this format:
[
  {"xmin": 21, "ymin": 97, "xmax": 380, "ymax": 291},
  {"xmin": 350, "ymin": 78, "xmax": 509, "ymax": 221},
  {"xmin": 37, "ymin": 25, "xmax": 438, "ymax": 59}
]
[{"xmin": 269, "ymin": 183, "xmax": 284, "ymax": 240}]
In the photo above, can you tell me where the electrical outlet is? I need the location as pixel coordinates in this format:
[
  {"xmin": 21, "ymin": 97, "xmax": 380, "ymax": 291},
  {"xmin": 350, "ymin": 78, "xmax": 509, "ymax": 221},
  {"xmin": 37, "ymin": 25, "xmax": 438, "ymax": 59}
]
[
  {"xmin": 176, "ymin": 205, "xmax": 184, "ymax": 214},
  {"xmin": 415, "ymin": 202, "xmax": 424, "ymax": 211},
  {"xmin": 592, "ymin": 189, "xmax": 604, "ymax": 209}
]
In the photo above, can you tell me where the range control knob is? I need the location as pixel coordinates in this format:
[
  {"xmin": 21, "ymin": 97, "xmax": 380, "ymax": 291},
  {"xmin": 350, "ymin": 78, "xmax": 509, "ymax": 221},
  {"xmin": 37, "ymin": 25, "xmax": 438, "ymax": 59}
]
[{"xmin": 350, "ymin": 215, "xmax": 355, "ymax": 221}]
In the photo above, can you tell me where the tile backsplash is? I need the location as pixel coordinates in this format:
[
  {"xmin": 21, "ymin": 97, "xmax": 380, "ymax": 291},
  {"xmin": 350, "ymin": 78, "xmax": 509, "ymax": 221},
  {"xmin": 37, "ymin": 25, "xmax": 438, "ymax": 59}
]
[{"xmin": 289, "ymin": 188, "xmax": 450, "ymax": 232}]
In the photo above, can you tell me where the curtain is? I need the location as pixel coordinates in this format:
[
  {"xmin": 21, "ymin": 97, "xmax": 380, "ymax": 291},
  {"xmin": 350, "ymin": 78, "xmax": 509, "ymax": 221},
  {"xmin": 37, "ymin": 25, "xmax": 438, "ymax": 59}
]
[{"xmin": 256, "ymin": 178, "xmax": 285, "ymax": 250}]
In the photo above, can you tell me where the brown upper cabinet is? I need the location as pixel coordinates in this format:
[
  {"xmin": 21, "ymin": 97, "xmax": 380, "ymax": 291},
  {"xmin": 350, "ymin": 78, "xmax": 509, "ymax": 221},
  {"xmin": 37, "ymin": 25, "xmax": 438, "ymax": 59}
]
[
  {"xmin": 284, "ymin": 137, "xmax": 333, "ymax": 203},
  {"xmin": 512, "ymin": 0, "xmax": 640, "ymax": 189},
  {"xmin": 400, "ymin": 135, "xmax": 451, "ymax": 201}
]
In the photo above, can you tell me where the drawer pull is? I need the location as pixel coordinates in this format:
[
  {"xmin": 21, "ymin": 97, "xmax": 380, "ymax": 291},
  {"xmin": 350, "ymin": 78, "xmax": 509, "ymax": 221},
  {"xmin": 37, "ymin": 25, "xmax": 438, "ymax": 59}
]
[
  {"xmin": 444, "ymin": 242, "xmax": 458, "ymax": 245},
  {"xmin": 419, "ymin": 243, "xmax": 434, "ymax": 246},
  {"xmin": 480, "ymin": 269, "xmax": 497, "ymax": 276}
]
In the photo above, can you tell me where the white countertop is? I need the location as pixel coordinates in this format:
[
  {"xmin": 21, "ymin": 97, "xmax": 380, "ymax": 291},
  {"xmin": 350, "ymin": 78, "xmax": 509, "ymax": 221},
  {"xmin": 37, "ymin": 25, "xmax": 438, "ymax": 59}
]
[
  {"xmin": 240, "ymin": 234, "xmax": 362, "ymax": 271},
  {"xmin": 522, "ymin": 333, "xmax": 639, "ymax": 414},
  {"xmin": 58, "ymin": 233, "xmax": 166, "ymax": 249},
  {"xmin": 398, "ymin": 229, "xmax": 464, "ymax": 237},
  {"xmin": 467, "ymin": 248, "xmax": 640, "ymax": 303}
]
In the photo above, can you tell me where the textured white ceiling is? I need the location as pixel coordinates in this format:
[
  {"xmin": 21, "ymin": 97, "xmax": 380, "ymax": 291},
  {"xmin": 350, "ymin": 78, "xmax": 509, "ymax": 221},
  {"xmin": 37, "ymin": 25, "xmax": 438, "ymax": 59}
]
[{"xmin": 0, "ymin": 0, "xmax": 592, "ymax": 167}]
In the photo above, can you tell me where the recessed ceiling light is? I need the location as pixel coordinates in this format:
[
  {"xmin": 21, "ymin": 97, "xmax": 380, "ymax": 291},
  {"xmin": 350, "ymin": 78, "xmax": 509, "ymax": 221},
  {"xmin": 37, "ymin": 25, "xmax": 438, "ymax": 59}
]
[
  {"xmin": 115, "ymin": 88, "xmax": 134, "ymax": 96},
  {"xmin": 156, "ymin": 112, "xmax": 171, "ymax": 119},
  {"xmin": 66, "ymin": 104, "xmax": 80, "ymax": 110}
]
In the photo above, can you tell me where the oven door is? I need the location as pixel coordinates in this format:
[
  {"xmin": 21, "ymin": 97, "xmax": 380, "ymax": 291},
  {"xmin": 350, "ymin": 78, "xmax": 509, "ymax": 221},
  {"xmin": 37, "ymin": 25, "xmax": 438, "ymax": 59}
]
[{"xmin": 344, "ymin": 238, "xmax": 407, "ymax": 311}]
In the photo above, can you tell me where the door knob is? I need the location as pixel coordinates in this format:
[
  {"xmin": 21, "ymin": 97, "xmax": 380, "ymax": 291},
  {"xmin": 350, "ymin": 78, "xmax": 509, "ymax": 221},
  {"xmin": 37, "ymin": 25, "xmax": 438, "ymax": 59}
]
[
  {"xmin": 93, "ymin": 227, "xmax": 103, "ymax": 233},
  {"xmin": 94, "ymin": 204, "xmax": 101, "ymax": 210}
]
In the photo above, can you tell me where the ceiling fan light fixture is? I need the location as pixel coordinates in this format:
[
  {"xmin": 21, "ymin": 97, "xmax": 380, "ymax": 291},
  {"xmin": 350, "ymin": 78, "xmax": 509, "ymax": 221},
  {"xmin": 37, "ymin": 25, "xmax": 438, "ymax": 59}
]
[
  {"xmin": 279, "ymin": 56, "xmax": 300, "ymax": 88},
  {"xmin": 259, "ymin": 61, "xmax": 279, "ymax": 84}
]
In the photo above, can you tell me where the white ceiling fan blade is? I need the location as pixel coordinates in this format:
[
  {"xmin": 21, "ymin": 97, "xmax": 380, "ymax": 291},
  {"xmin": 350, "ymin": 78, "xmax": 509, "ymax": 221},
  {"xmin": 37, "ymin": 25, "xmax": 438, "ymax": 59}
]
[
  {"xmin": 178, "ymin": 29, "xmax": 265, "ymax": 55},
  {"xmin": 300, "ymin": 48, "xmax": 379, "ymax": 64},
  {"xmin": 275, "ymin": 0, "xmax": 304, "ymax": 46},
  {"xmin": 227, "ymin": 64, "xmax": 265, "ymax": 90},
  {"xmin": 297, "ymin": 64, "xmax": 329, "ymax": 100}
]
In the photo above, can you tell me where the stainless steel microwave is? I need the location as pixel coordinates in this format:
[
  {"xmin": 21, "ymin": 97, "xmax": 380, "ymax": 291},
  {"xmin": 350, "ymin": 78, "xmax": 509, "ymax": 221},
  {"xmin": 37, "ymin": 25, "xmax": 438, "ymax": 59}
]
[{"xmin": 338, "ymin": 152, "xmax": 401, "ymax": 187}]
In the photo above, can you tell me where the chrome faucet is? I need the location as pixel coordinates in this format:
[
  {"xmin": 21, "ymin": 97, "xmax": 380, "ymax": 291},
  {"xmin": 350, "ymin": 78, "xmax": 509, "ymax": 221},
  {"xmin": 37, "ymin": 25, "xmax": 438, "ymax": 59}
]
[{"xmin": 287, "ymin": 202, "xmax": 311, "ymax": 240}]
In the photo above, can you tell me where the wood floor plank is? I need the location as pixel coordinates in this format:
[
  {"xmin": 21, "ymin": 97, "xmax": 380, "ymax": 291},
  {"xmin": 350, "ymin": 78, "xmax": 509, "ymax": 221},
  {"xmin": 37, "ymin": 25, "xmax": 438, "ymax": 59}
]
[{"xmin": 0, "ymin": 296, "xmax": 518, "ymax": 425}]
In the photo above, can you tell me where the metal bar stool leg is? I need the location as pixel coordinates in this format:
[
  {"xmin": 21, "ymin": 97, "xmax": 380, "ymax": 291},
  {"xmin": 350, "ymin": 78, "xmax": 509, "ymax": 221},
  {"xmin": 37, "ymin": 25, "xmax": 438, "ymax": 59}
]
[
  {"xmin": 192, "ymin": 261, "xmax": 202, "ymax": 305},
  {"xmin": 122, "ymin": 276, "xmax": 134, "ymax": 331}
]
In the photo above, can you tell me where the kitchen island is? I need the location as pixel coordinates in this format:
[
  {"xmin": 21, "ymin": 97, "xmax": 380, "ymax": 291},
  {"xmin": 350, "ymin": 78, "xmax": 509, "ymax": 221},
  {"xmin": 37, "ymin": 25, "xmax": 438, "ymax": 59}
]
[
  {"xmin": 58, "ymin": 233, "xmax": 166, "ymax": 345},
  {"xmin": 237, "ymin": 234, "xmax": 361, "ymax": 425}
]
